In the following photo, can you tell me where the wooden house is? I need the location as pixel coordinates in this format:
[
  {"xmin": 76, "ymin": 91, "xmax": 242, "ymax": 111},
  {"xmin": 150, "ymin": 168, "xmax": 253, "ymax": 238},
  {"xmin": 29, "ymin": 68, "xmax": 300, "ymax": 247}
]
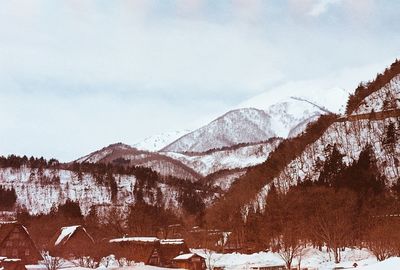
[
  {"xmin": 159, "ymin": 239, "xmax": 190, "ymax": 267},
  {"xmin": 172, "ymin": 253, "xmax": 206, "ymax": 270},
  {"xmin": 50, "ymin": 225, "xmax": 95, "ymax": 259},
  {"xmin": 108, "ymin": 237, "xmax": 191, "ymax": 267},
  {"xmin": 0, "ymin": 258, "xmax": 26, "ymax": 270},
  {"xmin": 108, "ymin": 237, "xmax": 161, "ymax": 266},
  {"xmin": 0, "ymin": 222, "xmax": 42, "ymax": 264}
]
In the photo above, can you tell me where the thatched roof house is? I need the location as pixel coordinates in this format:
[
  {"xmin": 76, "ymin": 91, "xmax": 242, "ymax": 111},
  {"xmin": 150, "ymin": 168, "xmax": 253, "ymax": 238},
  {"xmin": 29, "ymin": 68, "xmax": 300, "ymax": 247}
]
[
  {"xmin": 49, "ymin": 225, "xmax": 95, "ymax": 258},
  {"xmin": 109, "ymin": 237, "xmax": 161, "ymax": 266},
  {"xmin": 108, "ymin": 237, "xmax": 190, "ymax": 267},
  {"xmin": 173, "ymin": 253, "xmax": 206, "ymax": 270},
  {"xmin": 159, "ymin": 239, "xmax": 190, "ymax": 267},
  {"xmin": 0, "ymin": 222, "xmax": 42, "ymax": 264}
]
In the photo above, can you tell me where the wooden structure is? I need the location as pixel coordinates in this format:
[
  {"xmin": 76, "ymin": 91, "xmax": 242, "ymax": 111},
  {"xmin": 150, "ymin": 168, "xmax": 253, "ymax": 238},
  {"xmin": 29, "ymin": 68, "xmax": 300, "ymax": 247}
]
[
  {"xmin": 0, "ymin": 222, "xmax": 42, "ymax": 264},
  {"xmin": 109, "ymin": 237, "xmax": 161, "ymax": 266},
  {"xmin": 50, "ymin": 225, "xmax": 95, "ymax": 259},
  {"xmin": 172, "ymin": 253, "xmax": 206, "ymax": 270},
  {"xmin": 0, "ymin": 258, "xmax": 26, "ymax": 270},
  {"xmin": 159, "ymin": 239, "xmax": 190, "ymax": 267},
  {"xmin": 108, "ymin": 237, "xmax": 191, "ymax": 267}
]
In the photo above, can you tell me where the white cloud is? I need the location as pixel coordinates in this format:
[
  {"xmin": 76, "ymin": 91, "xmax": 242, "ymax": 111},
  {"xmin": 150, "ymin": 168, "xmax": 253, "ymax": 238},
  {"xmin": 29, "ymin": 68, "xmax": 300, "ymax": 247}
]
[{"xmin": 308, "ymin": 0, "xmax": 342, "ymax": 17}]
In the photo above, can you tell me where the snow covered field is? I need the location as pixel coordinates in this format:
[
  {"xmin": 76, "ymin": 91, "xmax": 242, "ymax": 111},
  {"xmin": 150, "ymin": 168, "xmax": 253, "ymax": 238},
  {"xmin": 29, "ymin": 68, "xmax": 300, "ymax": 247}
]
[
  {"xmin": 28, "ymin": 248, "xmax": 399, "ymax": 270},
  {"xmin": 192, "ymin": 247, "xmax": 397, "ymax": 270}
]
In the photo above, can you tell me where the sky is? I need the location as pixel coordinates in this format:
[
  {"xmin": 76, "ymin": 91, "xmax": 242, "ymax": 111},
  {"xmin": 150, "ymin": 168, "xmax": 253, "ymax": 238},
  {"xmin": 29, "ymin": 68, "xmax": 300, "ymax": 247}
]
[{"xmin": 1, "ymin": 0, "xmax": 400, "ymax": 162}]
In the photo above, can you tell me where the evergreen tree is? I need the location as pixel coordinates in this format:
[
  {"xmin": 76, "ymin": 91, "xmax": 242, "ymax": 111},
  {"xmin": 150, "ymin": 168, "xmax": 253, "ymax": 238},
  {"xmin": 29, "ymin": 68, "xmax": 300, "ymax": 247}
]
[
  {"xmin": 317, "ymin": 145, "xmax": 345, "ymax": 187},
  {"xmin": 340, "ymin": 146, "xmax": 386, "ymax": 195},
  {"xmin": 0, "ymin": 186, "xmax": 17, "ymax": 209}
]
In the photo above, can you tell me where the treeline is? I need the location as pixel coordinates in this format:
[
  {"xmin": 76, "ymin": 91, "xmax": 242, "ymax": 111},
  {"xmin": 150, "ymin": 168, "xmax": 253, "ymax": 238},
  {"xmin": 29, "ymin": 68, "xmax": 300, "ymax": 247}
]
[
  {"xmin": 346, "ymin": 58, "xmax": 400, "ymax": 114},
  {"xmin": 0, "ymin": 155, "xmax": 60, "ymax": 169},
  {"xmin": 0, "ymin": 186, "xmax": 17, "ymax": 209},
  {"xmin": 209, "ymin": 145, "xmax": 400, "ymax": 269}
]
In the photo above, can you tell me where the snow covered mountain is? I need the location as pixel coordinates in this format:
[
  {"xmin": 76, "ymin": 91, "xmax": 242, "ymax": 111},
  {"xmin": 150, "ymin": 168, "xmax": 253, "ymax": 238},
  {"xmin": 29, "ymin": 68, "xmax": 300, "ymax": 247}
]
[
  {"xmin": 74, "ymin": 137, "xmax": 282, "ymax": 189},
  {"xmin": 76, "ymin": 143, "xmax": 202, "ymax": 181},
  {"xmin": 75, "ymin": 90, "xmax": 347, "ymax": 184},
  {"xmin": 162, "ymin": 95, "xmax": 336, "ymax": 153},
  {"xmin": 134, "ymin": 130, "xmax": 190, "ymax": 152},
  {"xmin": 240, "ymin": 82, "xmax": 351, "ymax": 114},
  {"xmin": 162, "ymin": 108, "xmax": 275, "ymax": 153}
]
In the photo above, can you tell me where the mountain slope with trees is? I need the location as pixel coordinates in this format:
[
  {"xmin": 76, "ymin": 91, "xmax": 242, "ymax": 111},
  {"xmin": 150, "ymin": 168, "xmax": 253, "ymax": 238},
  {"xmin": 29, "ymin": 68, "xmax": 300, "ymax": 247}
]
[{"xmin": 207, "ymin": 59, "xmax": 400, "ymax": 232}]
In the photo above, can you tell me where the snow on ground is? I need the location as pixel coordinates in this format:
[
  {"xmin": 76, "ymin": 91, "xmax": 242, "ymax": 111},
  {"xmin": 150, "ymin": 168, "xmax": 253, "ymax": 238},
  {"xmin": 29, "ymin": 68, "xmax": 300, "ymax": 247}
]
[
  {"xmin": 358, "ymin": 257, "xmax": 400, "ymax": 270},
  {"xmin": 193, "ymin": 247, "xmax": 377, "ymax": 270},
  {"xmin": 29, "ymin": 250, "xmax": 399, "ymax": 270}
]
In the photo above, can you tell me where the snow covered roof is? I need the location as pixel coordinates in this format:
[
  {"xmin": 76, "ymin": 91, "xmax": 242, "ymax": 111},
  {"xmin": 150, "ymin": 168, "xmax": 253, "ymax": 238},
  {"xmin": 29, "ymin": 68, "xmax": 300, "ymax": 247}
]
[
  {"xmin": 160, "ymin": 239, "xmax": 185, "ymax": 245},
  {"xmin": 0, "ymin": 221, "xmax": 17, "ymax": 225},
  {"xmin": 54, "ymin": 225, "xmax": 80, "ymax": 246},
  {"xmin": 3, "ymin": 259, "xmax": 21, "ymax": 262},
  {"xmin": 173, "ymin": 253, "xmax": 197, "ymax": 260},
  {"xmin": 109, "ymin": 237, "xmax": 159, "ymax": 243}
]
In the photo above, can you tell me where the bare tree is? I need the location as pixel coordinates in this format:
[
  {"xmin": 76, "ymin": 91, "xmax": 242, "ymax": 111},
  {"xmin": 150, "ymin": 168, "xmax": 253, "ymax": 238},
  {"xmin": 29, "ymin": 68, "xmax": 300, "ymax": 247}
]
[
  {"xmin": 305, "ymin": 188, "xmax": 357, "ymax": 263},
  {"xmin": 41, "ymin": 252, "xmax": 62, "ymax": 270}
]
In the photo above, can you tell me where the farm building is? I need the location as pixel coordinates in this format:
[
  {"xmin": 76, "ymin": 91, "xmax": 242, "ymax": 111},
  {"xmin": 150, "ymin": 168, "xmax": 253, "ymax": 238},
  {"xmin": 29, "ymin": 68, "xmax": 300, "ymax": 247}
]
[
  {"xmin": 0, "ymin": 222, "xmax": 42, "ymax": 264},
  {"xmin": 0, "ymin": 258, "xmax": 26, "ymax": 270},
  {"xmin": 49, "ymin": 225, "xmax": 95, "ymax": 259},
  {"xmin": 172, "ymin": 253, "xmax": 206, "ymax": 270},
  {"xmin": 159, "ymin": 239, "xmax": 190, "ymax": 267},
  {"xmin": 108, "ymin": 237, "xmax": 191, "ymax": 267},
  {"xmin": 109, "ymin": 237, "xmax": 161, "ymax": 266}
]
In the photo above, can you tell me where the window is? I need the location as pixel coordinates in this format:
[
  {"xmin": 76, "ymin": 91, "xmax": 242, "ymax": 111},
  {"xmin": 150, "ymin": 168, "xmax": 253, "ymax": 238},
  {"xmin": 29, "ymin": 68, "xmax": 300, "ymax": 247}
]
[
  {"xmin": 25, "ymin": 249, "xmax": 30, "ymax": 256},
  {"xmin": 6, "ymin": 240, "xmax": 12, "ymax": 247},
  {"xmin": 12, "ymin": 249, "xmax": 18, "ymax": 257}
]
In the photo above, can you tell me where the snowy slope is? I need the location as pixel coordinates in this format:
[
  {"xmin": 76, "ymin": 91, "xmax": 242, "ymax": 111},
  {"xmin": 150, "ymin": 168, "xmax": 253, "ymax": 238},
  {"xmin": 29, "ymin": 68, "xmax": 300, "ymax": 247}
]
[
  {"xmin": 0, "ymin": 166, "xmax": 183, "ymax": 216},
  {"xmin": 353, "ymin": 75, "xmax": 400, "ymax": 115},
  {"xmin": 162, "ymin": 108, "xmax": 275, "ymax": 153},
  {"xmin": 161, "ymin": 139, "xmax": 281, "ymax": 176},
  {"xmin": 266, "ymin": 99, "xmax": 322, "ymax": 138},
  {"xmin": 253, "ymin": 74, "xmax": 400, "ymax": 210},
  {"xmin": 162, "ymin": 106, "xmax": 321, "ymax": 153},
  {"xmin": 75, "ymin": 143, "xmax": 202, "ymax": 181},
  {"xmin": 134, "ymin": 130, "xmax": 190, "ymax": 152},
  {"xmin": 240, "ymin": 82, "xmax": 351, "ymax": 114}
]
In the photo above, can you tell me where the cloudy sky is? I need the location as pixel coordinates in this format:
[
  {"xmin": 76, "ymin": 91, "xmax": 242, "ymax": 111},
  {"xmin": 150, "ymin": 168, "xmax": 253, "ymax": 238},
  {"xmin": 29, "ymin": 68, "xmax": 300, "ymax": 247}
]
[{"xmin": 1, "ymin": 0, "xmax": 400, "ymax": 161}]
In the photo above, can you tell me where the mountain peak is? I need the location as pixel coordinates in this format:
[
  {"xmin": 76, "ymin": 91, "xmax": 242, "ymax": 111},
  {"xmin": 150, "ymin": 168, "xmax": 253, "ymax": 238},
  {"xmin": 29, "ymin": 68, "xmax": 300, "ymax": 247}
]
[{"xmin": 161, "ymin": 108, "xmax": 274, "ymax": 153}]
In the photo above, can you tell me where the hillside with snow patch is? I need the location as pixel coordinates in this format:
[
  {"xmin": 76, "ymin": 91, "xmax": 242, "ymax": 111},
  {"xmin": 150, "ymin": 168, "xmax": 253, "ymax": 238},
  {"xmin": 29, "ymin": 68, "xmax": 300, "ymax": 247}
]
[
  {"xmin": 252, "ymin": 74, "xmax": 400, "ymax": 209},
  {"xmin": 161, "ymin": 139, "xmax": 281, "ymax": 176},
  {"xmin": 162, "ymin": 103, "xmax": 325, "ymax": 153},
  {"xmin": 0, "ymin": 167, "xmax": 183, "ymax": 216},
  {"xmin": 75, "ymin": 143, "xmax": 202, "ymax": 181}
]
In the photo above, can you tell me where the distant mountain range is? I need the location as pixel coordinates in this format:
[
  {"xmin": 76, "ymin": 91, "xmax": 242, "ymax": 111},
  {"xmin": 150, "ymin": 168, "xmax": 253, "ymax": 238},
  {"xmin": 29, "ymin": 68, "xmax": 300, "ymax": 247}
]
[
  {"xmin": 74, "ymin": 88, "xmax": 351, "ymax": 187},
  {"xmin": 4, "ymin": 60, "xmax": 399, "ymax": 218}
]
